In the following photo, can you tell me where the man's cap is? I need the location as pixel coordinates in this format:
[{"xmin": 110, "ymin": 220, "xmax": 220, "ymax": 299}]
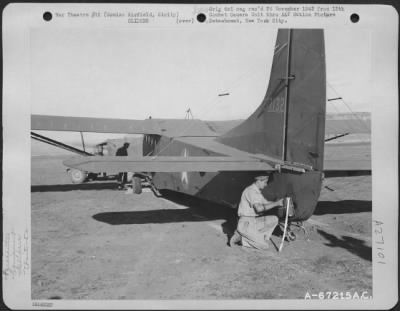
[{"xmin": 255, "ymin": 175, "xmax": 269, "ymax": 181}]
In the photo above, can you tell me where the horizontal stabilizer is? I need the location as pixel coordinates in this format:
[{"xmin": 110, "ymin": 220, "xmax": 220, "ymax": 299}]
[{"xmin": 63, "ymin": 156, "xmax": 276, "ymax": 174}]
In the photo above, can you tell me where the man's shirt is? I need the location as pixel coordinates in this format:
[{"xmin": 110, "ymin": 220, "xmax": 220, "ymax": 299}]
[
  {"xmin": 116, "ymin": 147, "xmax": 128, "ymax": 156},
  {"xmin": 237, "ymin": 183, "xmax": 270, "ymax": 217}
]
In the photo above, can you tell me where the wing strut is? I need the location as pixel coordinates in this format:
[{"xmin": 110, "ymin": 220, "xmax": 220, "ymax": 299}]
[
  {"xmin": 80, "ymin": 132, "xmax": 86, "ymax": 152},
  {"xmin": 31, "ymin": 132, "xmax": 93, "ymax": 156}
]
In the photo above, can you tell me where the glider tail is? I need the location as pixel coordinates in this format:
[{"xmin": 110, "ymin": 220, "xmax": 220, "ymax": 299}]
[{"xmin": 218, "ymin": 29, "xmax": 326, "ymax": 171}]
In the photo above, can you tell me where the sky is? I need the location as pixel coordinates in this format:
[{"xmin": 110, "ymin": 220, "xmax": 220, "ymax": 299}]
[
  {"xmin": 31, "ymin": 27, "xmax": 371, "ymax": 119},
  {"xmin": 30, "ymin": 26, "xmax": 372, "ymax": 153}
]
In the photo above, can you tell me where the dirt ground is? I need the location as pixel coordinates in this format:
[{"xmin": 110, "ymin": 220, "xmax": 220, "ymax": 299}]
[{"xmin": 31, "ymin": 155, "xmax": 372, "ymax": 300}]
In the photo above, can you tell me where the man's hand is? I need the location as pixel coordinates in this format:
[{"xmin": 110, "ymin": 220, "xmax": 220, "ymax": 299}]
[{"xmin": 254, "ymin": 198, "xmax": 285, "ymax": 214}]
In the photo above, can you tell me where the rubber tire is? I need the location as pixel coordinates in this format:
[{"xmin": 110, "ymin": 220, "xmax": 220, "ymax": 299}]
[
  {"xmin": 132, "ymin": 176, "xmax": 142, "ymax": 194},
  {"xmin": 68, "ymin": 169, "xmax": 87, "ymax": 184},
  {"xmin": 287, "ymin": 231, "xmax": 297, "ymax": 242}
]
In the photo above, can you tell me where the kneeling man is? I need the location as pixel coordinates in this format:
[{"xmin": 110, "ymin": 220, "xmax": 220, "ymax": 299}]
[{"xmin": 230, "ymin": 175, "xmax": 283, "ymax": 250}]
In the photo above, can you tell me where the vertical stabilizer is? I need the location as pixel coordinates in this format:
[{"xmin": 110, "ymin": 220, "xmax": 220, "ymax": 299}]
[{"xmin": 218, "ymin": 29, "xmax": 326, "ymax": 171}]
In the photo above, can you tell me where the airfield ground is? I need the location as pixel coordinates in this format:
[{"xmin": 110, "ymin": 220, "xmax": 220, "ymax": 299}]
[{"xmin": 31, "ymin": 155, "xmax": 372, "ymax": 300}]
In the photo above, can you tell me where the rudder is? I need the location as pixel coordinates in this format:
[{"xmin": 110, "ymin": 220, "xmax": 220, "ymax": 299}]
[{"xmin": 218, "ymin": 29, "xmax": 326, "ymax": 171}]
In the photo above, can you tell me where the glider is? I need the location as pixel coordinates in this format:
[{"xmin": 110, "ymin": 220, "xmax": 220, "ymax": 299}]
[{"xmin": 31, "ymin": 29, "xmax": 371, "ymax": 221}]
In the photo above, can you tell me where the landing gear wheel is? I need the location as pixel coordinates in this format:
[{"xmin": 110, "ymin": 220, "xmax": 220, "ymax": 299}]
[
  {"xmin": 286, "ymin": 231, "xmax": 296, "ymax": 241},
  {"xmin": 68, "ymin": 169, "xmax": 87, "ymax": 184},
  {"xmin": 132, "ymin": 176, "xmax": 142, "ymax": 194}
]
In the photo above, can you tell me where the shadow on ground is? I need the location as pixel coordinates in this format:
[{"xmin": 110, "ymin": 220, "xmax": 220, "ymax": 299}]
[
  {"xmin": 93, "ymin": 208, "xmax": 223, "ymax": 225},
  {"xmin": 315, "ymin": 200, "xmax": 371, "ymax": 215},
  {"xmin": 93, "ymin": 190, "xmax": 238, "ymax": 244},
  {"xmin": 31, "ymin": 182, "xmax": 118, "ymax": 192},
  {"xmin": 317, "ymin": 229, "xmax": 372, "ymax": 261}
]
